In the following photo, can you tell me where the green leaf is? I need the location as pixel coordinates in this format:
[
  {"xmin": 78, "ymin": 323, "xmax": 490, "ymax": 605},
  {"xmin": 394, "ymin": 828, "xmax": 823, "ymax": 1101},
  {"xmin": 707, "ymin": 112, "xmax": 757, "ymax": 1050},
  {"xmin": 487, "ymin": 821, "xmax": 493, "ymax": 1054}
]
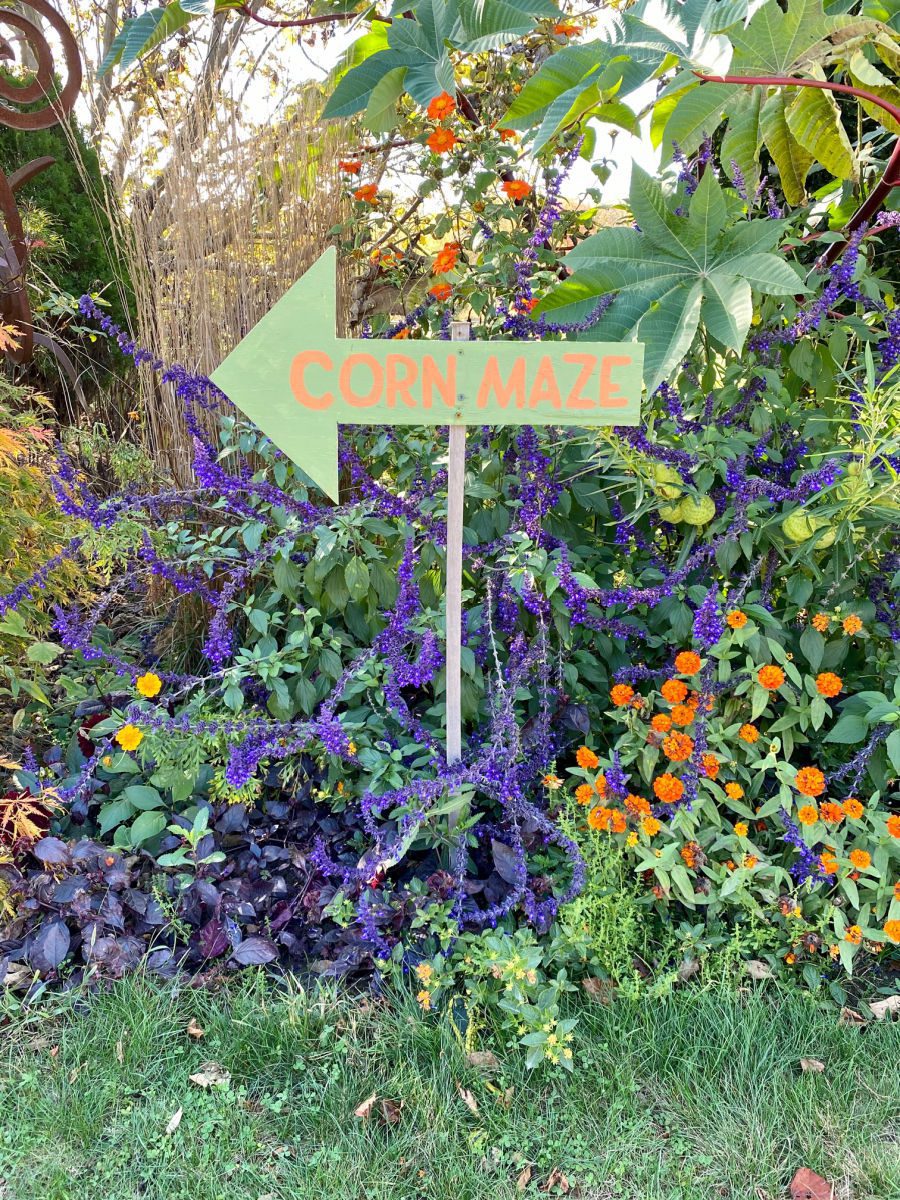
[
  {"xmin": 720, "ymin": 86, "xmax": 763, "ymax": 195},
  {"xmin": 129, "ymin": 810, "xmax": 168, "ymax": 846},
  {"xmin": 322, "ymin": 50, "xmax": 414, "ymax": 119},
  {"xmin": 662, "ymin": 82, "xmax": 732, "ymax": 156},
  {"xmin": 99, "ymin": 3, "xmax": 198, "ymax": 75},
  {"xmin": 886, "ymin": 728, "xmax": 900, "ymax": 774},
  {"xmin": 364, "ymin": 66, "xmax": 408, "ymax": 133},
  {"xmin": 25, "ymin": 641, "xmax": 62, "ymax": 665},
  {"xmin": 501, "ymin": 43, "xmax": 610, "ymax": 128},
  {"xmin": 457, "ymin": 0, "xmax": 557, "ymax": 51},
  {"xmin": 98, "ymin": 798, "xmax": 135, "ymax": 836},
  {"xmin": 760, "ymin": 90, "xmax": 813, "ymax": 205},
  {"xmin": 799, "ymin": 626, "xmax": 825, "ymax": 673},
  {"xmin": 345, "ymin": 557, "xmax": 371, "ymax": 601},
  {"xmin": 731, "ymin": 0, "xmax": 838, "ymax": 76},
  {"xmin": 825, "ymin": 713, "xmax": 869, "ymax": 743},
  {"xmin": 122, "ymin": 785, "xmax": 164, "ymax": 811}
]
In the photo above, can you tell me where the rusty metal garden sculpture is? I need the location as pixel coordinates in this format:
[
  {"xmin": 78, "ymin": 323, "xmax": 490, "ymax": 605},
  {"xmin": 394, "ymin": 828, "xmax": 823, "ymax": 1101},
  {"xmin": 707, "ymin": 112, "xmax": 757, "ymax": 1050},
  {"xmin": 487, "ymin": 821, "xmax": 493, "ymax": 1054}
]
[{"xmin": 0, "ymin": 0, "xmax": 82, "ymax": 381}]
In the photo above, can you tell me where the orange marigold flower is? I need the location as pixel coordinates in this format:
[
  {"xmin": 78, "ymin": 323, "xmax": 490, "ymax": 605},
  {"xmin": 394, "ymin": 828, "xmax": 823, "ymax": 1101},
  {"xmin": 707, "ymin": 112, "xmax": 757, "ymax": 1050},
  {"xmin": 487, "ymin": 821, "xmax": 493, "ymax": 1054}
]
[
  {"xmin": 610, "ymin": 683, "xmax": 635, "ymax": 707},
  {"xmin": 844, "ymin": 924, "xmax": 863, "ymax": 944},
  {"xmin": 795, "ymin": 767, "xmax": 826, "ymax": 798},
  {"xmin": 660, "ymin": 678, "xmax": 688, "ymax": 704},
  {"xmin": 885, "ymin": 919, "xmax": 900, "ymax": 944},
  {"xmin": 842, "ymin": 797, "xmax": 864, "ymax": 819},
  {"xmin": 893, "ymin": 881, "xmax": 900, "ymax": 902},
  {"xmin": 429, "ymin": 282, "xmax": 452, "ymax": 301},
  {"xmin": 575, "ymin": 784, "xmax": 594, "ymax": 806},
  {"xmin": 641, "ymin": 816, "xmax": 662, "ymax": 837},
  {"xmin": 674, "ymin": 650, "xmax": 702, "ymax": 675},
  {"xmin": 887, "ymin": 814, "xmax": 900, "ymax": 838},
  {"xmin": 653, "ymin": 774, "xmax": 684, "ymax": 804},
  {"xmin": 739, "ymin": 723, "xmax": 759, "ymax": 744},
  {"xmin": 726, "ymin": 610, "xmax": 747, "ymax": 629},
  {"xmin": 502, "ymin": 179, "xmax": 533, "ymax": 201},
  {"xmin": 743, "ymin": 854, "xmax": 758, "ymax": 869},
  {"xmin": 734, "ymin": 821, "xmax": 748, "ymax": 837},
  {"xmin": 819, "ymin": 801, "xmax": 844, "ymax": 824},
  {"xmin": 811, "ymin": 612, "xmax": 830, "ymax": 632},
  {"xmin": 432, "ymin": 242, "xmax": 460, "ymax": 275},
  {"xmin": 392, "ymin": 328, "xmax": 410, "ymax": 339},
  {"xmin": 797, "ymin": 805, "xmax": 819, "ymax": 826},
  {"xmin": 662, "ymin": 731, "xmax": 694, "ymax": 762},
  {"xmin": 353, "ymin": 183, "xmax": 378, "ymax": 203},
  {"xmin": 553, "ymin": 21, "xmax": 582, "ymax": 35},
  {"xmin": 785, "ymin": 952, "xmax": 796, "ymax": 965},
  {"xmin": 595, "ymin": 774, "xmax": 607, "ymax": 797},
  {"xmin": 588, "ymin": 805, "xmax": 612, "ymax": 830},
  {"xmin": 651, "ymin": 713, "xmax": 672, "ymax": 733},
  {"xmin": 338, "ymin": 159, "xmax": 362, "ymax": 174},
  {"xmin": 815, "ymin": 672, "xmax": 842, "ymax": 698},
  {"xmin": 624, "ymin": 793, "xmax": 651, "ymax": 818},
  {"xmin": 427, "ymin": 127, "xmax": 457, "ymax": 154},
  {"xmin": 576, "ymin": 746, "xmax": 599, "ymax": 770},
  {"xmin": 820, "ymin": 850, "xmax": 838, "ymax": 875},
  {"xmin": 725, "ymin": 783, "xmax": 744, "ymax": 801},
  {"xmin": 680, "ymin": 841, "xmax": 700, "ymax": 869},
  {"xmin": 427, "ymin": 91, "xmax": 456, "ymax": 120},
  {"xmin": 848, "ymin": 848, "xmax": 871, "ymax": 870},
  {"xmin": 670, "ymin": 703, "xmax": 695, "ymax": 727},
  {"xmin": 610, "ymin": 810, "xmax": 627, "ymax": 834},
  {"xmin": 701, "ymin": 754, "xmax": 719, "ymax": 779},
  {"xmin": 498, "ymin": 128, "xmax": 518, "ymax": 141},
  {"xmin": 757, "ymin": 664, "xmax": 785, "ymax": 690},
  {"xmin": 842, "ymin": 614, "xmax": 862, "ymax": 635}
]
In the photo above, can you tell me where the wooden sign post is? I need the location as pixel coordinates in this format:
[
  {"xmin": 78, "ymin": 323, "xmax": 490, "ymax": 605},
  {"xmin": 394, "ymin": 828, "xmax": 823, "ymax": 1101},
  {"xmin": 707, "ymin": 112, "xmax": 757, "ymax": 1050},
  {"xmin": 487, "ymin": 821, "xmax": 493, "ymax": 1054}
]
[{"xmin": 210, "ymin": 249, "xmax": 644, "ymax": 767}]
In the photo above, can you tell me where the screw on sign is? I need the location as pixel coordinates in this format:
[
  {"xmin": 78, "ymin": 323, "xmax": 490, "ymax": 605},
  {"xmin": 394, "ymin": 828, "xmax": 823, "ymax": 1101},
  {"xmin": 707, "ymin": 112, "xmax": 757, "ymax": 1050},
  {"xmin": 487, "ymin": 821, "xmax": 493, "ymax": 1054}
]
[
  {"xmin": 212, "ymin": 249, "xmax": 645, "ymax": 766},
  {"xmin": 0, "ymin": 0, "xmax": 83, "ymax": 389}
]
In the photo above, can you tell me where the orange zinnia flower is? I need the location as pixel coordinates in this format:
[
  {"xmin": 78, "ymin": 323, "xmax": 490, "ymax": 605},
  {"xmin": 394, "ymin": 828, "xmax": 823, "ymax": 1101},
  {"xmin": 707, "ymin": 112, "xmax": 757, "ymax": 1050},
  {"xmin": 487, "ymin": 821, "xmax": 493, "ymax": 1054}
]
[
  {"xmin": 842, "ymin": 796, "xmax": 864, "ymax": 819},
  {"xmin": 819, "ymin": 801, "xmax": 844, "ymax": 824},
  {"xmin": 427, "ymin": 127, "xmax": 457, "ymax": 154},
  {"xmin": 725, "ymin": 782, "xmax": 744, "ymax": 800},
  {"xmin": 427, "ymin": 91, "xmax": 456, "ymax": 120},
  {"xmin": 819, "ymin": 850, "xmax": 838, "ymax": 875},
  {"xmin": 498, "ymin": 128, "xmax": 517, "ymax": 141},
  {"xmin": 610, "ymin": 683, "xmax": 635, "ymax": 707},
  {"xmin": 595, "ymin": 773, "xmax": 607, "ymax": 797},
  {"xmin": 575, "ymin": 784, "xmax": 594, "ymax": 806},
  {"xmin": 651, "ymin": 713, "xmax": 672, "ymax": 733},
  {"xmin": 653, "ymin": 774, "xmax": 684, "ymax": 804},
  {"xmin": 553, "ymin": 21, "xmax": 582, "ymax": 35},
  {"xmin": 662, "ymin": 731, "xmax": 693, "ymax": 762},
  {"xmin": 844, "ymin": 924, "xmax": 862, "ymax": 944},
  {"xmin": 339, "ymin": 159, "xmax": 362, "ymax": 174},
  {"xmin": 610, "ymin": 809, "xmax": 627, "ymax": 834},
  {"xmin": 641, "ymin": 816, "xmax": 662, "ymax": 837},
  {"xmin": 674, "ymin": 651, "xmax": 702, "ymax": 675},
  {"xmin": 625, "ymin": 793, "xmax": 651, "ymax": 818},
  {"xmin": 885, "ymin": 919, "xmax": 900, "ymax": 944},
  {"xmin": 848, "ymin": 848, "xmax": 871, "ymax": 869},
  {"xmin": 757, "ymin": 664, "xmax": 785, "ymax": 690},
  {"xmin": 502, "ymin": 179, "xmax": 533, "ymax": 201},
  {"xmin": 670, "ymin": 704, "xmax": 694, "ymax": 726},
  {"xmin": 660, "ymin": 678, "xmax": 688, "ymax": 704},
  {"xmin": 726, "ymin": 610, "xmax": 747, "ymax": 629},
  {"xmin": 429, "ymin": 283, "xmax": 452, "ymax": 301},
  {"xmin": 888, "ymin": 814, "xmax": 900, "ymax": 839},
  {"xmin": 739, "ymin": 723, "xmax": 759, "ymax": 744},
  {"xmin": 588, "ymin": 805, "xmax": 612, "ymax": 830},
  {"xmin": 811, "ymin": 612, "xmax": 830, "ymax": 632},
  {"xmin": 432, "ymin": 242, "xmax": 460, "ymax": 274},
  {"xmin": 795, "ymin": 767, "xmax": 826, "ymax": 798},
  {"xmin": 576, "ymin": 746, "xmax": 599, "ymax": 770},
  {"xmin": 701, "ymin": 754, "xmax": 719, "ymax": 779},
  {"xmin": 353, "ymin": 183, "xmax": 378, "ymax": 203},
  {"xmin": 815, "ymin": 672, "xmax": 842, "ymax": 698},
  {"xmin": 797, "ymin": 805, "xmax": 819, "ymax": 826},
  {"xmin": 842, "ymin": 614, "xmax": 862, "ymax": 635}
]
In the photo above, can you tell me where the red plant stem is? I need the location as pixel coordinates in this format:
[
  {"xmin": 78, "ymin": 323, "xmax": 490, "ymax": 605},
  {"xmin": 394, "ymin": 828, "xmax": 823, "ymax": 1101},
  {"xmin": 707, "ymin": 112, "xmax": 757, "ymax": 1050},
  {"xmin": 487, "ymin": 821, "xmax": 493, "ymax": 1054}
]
[
  {"xmin": 238, "ymin": 6, "xmax": 363, "ymax": 29},
  {"xmin": 695, "ymin": 73, "xmax": 900, "ymax": 264}
]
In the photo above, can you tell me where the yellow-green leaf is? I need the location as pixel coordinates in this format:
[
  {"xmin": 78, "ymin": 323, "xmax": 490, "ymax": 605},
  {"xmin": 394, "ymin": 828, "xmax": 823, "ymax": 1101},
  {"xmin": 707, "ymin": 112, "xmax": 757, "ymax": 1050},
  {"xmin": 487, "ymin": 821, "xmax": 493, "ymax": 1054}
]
[
  {"xmin": 760, "ymin": 90, "xmax": 814, "ymax": 205},
  {"xmin": 786, "ymin": 85, "xmax": 856, "ymax": 181}
]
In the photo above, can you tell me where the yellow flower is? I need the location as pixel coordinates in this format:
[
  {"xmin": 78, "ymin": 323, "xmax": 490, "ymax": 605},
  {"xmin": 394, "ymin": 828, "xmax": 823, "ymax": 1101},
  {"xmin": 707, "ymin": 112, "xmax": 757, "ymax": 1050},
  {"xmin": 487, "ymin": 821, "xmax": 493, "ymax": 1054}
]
[
  {"xmin": 135, "ymin": 671, "xmax": 162, "ymax": 698},
  {"xmin": 348, "ymin": 741, "xmax": 357, "ymax": 755},
  {"xmin": 115, "ymin": 724, "xmax": 143, "ymax": 752},
  {"xmin": 415, "ymin": 962, "xmax": 433, "ymax": 982},
  {"xmin": 734, "ymin": 822, "xmax": 748, "ymax": 838},
  {"xmin": 416, "ymin": 989, "xmax": 432, "ymax": 1011},
  {"xmin": 625, "ymin": 831, "xmax": 638, "ymax": 847}
]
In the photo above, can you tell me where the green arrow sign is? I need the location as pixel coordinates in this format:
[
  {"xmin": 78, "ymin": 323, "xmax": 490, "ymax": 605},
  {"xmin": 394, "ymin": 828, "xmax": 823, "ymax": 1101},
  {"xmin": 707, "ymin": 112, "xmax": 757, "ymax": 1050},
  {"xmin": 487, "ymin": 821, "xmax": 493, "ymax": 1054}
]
[{"xmin": 211, "ymin": 248, "xmax": 644, "ymax": 500}]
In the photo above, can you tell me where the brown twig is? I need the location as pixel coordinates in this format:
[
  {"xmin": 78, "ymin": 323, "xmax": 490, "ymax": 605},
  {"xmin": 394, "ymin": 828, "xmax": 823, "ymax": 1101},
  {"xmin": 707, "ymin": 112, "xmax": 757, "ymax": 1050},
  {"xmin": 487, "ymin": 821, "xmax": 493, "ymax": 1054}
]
[
  {"xmin": 694, "ymin": 73, "xmax": 900, "ymax": 264},
  {"xmin": 237, "ymin": 5, "xmax": 364, "ymax": 29}
]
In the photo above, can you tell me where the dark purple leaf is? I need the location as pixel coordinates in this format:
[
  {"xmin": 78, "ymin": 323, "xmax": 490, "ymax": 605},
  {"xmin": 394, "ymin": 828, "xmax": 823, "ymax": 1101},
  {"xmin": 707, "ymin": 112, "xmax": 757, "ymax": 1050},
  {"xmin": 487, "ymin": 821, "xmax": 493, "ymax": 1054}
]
[
  {"xmin": 52, "ymin": 877, "xmax": 87, "ymax": 904},
  {"xmin": 33, "ymin": 837, "xmax": 69, "ymax": 866},
  {"xmin": 491, "ymin": 839, "xmax": 522, "ymax": 887},
  {"xmin": 29, "ymin": 920, "xmax": 70, "ymax": 973},
  {"xmin": 195, "ymin": 918, "xmax": 229, "ymax": 960},
  {"xmin": 231, "ymin": 936, "xmax": 278, "ymax": 966}
]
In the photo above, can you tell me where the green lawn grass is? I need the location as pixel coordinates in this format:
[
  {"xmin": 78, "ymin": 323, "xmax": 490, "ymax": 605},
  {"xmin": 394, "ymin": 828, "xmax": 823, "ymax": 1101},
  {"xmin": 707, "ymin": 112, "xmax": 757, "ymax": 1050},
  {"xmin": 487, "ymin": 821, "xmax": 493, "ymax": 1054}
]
[{"xmin": 1, "ymin": 977, "xmax": 898, "ymax": 1200}]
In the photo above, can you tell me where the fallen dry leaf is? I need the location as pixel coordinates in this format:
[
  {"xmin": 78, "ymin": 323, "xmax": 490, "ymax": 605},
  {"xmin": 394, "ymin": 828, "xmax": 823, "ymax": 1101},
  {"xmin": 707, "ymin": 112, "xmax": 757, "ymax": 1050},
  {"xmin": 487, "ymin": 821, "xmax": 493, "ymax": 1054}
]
[
  {"xmin": 868, "ymin": 994, "xmax": 900, "ymax": 1020},
  {"xmin": 677, "ymin": 956, "xmax": 701, "ymax": 983},
  {"xmin": 456, "ymin": 1083, "xmax": 479, "ymax": 1115},
  {"xmin": 799, "ymin": 1058, "xmax": 826, "ymax": 1074},
  {"xmin": 540, "ymin": 1168, "xmax": 570, "ymax": 1193},
  {"xmin": 354, "ymin": 1093, "xmax": 377, "ymax": 1119},
  {"xmin": 189, "ymin": 1061, "xmax": 231, "ymax": 1089},
  {"xmin": 517, "ymin": 1165, "xmax": 533, "ymax": 1192},
  {"xmin": 354, "ymin": 1093, "xmax": 402, "ymax": 1124},
  {"xmin": 839, "ymin": 1006, "xmax": 866, "ymax": 1026},
  {"xmin": 49, "ymin": 1046, "xmax": 59, "ymax": 1059},
  {"xmin": 165, "ymin": 1107, "xmax": 183, "ymax": 1135},
  {"xmin": 115, "ymin": 1039, "xmax": 125, "ymax": 1065},
  {"xmin": 581, "ymin": 977, "xmax": 616, "ymax": 1004},
  {"xmin": 790, "ymin": 1167, "xmax": 834, "ymax": 1200},
  {"xmin": 186, "ymin": 1019, "xmax": 206, "ymax": 1040},
  {"xmin": 745, "ymin": 959, "xmax": 773, "ymax": 980},
  {"xmin": 466, "ymin": 1049, "xmax": 499, "ymax": 1072}
]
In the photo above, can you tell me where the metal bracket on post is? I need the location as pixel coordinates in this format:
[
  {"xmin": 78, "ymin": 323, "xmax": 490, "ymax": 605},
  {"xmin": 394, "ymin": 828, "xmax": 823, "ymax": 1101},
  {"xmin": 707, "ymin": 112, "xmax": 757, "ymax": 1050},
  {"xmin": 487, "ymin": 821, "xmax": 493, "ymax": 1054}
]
[{"xmin": 446, "ymin": 320, "xmax": 469, "ymax": 776}]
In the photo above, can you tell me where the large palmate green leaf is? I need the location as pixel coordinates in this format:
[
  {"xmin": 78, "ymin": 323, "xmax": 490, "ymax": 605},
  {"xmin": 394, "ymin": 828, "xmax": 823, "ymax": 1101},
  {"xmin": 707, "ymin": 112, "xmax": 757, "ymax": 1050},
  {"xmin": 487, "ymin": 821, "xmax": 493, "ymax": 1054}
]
[{"xmin": 535, "ymin": 167, "xmax": 807, "ymax": 391}]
